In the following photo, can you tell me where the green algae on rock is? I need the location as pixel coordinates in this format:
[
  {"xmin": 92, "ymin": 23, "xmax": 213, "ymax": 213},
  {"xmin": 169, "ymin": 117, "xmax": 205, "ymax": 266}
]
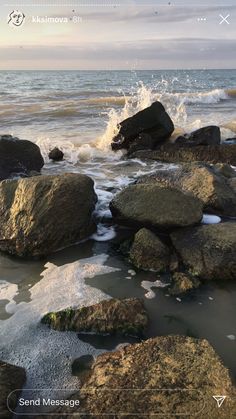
[{"xmin": 42, "ymin": 298, "xmax": 148, "ymax": 337}]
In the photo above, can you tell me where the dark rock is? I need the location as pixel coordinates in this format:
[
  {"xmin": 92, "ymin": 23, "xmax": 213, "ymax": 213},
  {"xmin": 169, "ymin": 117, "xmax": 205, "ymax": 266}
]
[
  {"xmin": 71, "ymin": 355, "xmax": 94, "ymax": 383},
  {"xmin": 138, "ymin": 162, "xmax": 236, "ymax": 217},
  {"xmin": 0, "ymin": 360, "xmax": 26, "ymax": 419},
  {"xmin": 176, "ymin": 126, "xmax": 221, "ymax": 146},
  {"xmin": 53, "ymin": 336, "xmax": 236, "ymax": 418},
  {"xmin": 0, "ymin": 135, "xmax": 44, "ymax": 181},
  {"xmin": 229, "ymin": 178, "xmax": 236, "ymax": 193},
  {"xmin": 48, "ymin": 147, "xmax": 64, "ymax": 161},
  {"xmin": 42, "ymin": 298, "xmax": 148, "ymax": 337},
  {"xmin": 130, "ymin": 144, "xmax": 236, "ymax": 165},
  {"xmin": 169, "ymin": 272, "xmax": 200, "ymax": 295},
  {"xmin": 110, "ymin": 184, "xmax": 203, "ymax": 230},
  {"xmin": 111, "ymin": 101, "xmax": 174, "ymax": 151},
  {"xmin": 0, "ymin": 173, "xmax": 97, "ymax": 257},
  {"xmin": 171, "ymin": 222, "xmax": 236, "ymax": 281},
  {"xmin": 213, "ymin": 163, "xmax": 236, "ymax": 178},
  {"xmin": 130, "ymin": 228, "xmax": 171, "ymax": 272}
]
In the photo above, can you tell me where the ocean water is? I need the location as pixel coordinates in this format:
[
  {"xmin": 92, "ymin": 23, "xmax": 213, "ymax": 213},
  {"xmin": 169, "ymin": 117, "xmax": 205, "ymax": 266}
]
[{"xmin": 0, "ymin": 70, "xmax": 236, "ymax": 406}]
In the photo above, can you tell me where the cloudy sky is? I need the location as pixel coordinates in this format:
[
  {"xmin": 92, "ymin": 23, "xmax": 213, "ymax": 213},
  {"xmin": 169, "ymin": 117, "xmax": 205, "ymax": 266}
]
[{"xmin": 0, "ymin": 0, "xmax": 236, "ymax": 69}]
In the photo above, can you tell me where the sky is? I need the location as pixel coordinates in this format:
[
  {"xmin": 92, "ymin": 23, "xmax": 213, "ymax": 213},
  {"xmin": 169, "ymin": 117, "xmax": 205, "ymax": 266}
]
[{"xmin": 0, "ymin": 0, "xmax": 236, "ymax": 69}]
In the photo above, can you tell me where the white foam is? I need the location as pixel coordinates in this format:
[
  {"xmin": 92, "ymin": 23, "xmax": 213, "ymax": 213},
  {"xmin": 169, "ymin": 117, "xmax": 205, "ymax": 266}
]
[
  {"xmin": 141, "ymin": 279, "xmax": 169, "ymax": 299},
  {"xmin": 91, "ymin": 224, "xmax": 116, "ymax": 242},
  {"xmin": 227, "ymin": 335, "xmax": 235, "ymax": 341},
  {"xmin": 0, "ymin": 255, "xmax": 120, "ymax": 399},
  {"xmin": 202, "ymin": 214, "xmax": 221, "ymax": 224}
]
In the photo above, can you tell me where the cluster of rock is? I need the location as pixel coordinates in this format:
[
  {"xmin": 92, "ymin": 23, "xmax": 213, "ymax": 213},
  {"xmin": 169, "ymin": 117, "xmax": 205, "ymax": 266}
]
[
  {"xmin": 0, "ymin": 136, "xmax": 97, "ymax": 258},
  {"xmin": 110, "ymin": 103, "xmax": 236, "ymax": 294},
  {"xmin": 111, "ymin": 101, "xmax": 236, "ymax": 165}
]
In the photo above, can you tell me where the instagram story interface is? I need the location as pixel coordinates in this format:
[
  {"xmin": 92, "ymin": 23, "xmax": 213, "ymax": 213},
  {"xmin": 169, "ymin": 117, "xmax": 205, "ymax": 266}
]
[{"xmin": 0, "ymin": 0, "xmax": 236, "ymax": 417}]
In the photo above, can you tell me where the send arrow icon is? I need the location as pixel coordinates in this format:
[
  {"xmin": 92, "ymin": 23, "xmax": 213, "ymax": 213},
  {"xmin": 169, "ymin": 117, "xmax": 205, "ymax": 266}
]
[{"xmin": 213, "ymin": 396, "xmax": 226, "ymax": 408}]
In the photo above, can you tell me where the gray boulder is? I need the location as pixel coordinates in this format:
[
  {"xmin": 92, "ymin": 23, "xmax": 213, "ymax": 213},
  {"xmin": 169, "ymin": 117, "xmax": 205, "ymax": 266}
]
[
  {"xmin": 110, "ymin": 184, "xmax": 203, "ymax": 230},
  {"xmin": 111, "ymin": 101, "xmax": 174, "ymax": 151},
  {"xmin": 0, "ymin": 135, "xmax": 44, "ymax": 180},
  {"xmin": 0, "ymin": 173, "xmax": 97, "ymax": 257}
]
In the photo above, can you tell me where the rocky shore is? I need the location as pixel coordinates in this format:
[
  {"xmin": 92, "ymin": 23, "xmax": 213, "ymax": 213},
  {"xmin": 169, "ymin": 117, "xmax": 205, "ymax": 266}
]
[{"xmin": 1, "ymin": 100, "xmax": 236, "ymax": 417}]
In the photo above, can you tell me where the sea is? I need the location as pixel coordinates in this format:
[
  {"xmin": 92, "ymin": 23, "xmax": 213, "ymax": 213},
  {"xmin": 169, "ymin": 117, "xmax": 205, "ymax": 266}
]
[{"xmin": 0, "ymin": 70, "xmax": 236, "ymax": 410}]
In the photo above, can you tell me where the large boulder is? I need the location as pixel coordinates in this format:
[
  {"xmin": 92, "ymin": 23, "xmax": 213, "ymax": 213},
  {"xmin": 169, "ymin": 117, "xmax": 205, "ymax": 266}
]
[
  {"xmin": 52, "ymin": 336, "xmax": 236, "ymax": 418},
  {"xmin": 130, "ymin": 143, "xmax": 236, "ymax": 165},
  {"xmin": 176, "ymin": 126, "xmax": 221, "ymax": 146},
  {"xmin": 0, "ymin": 135, "xmax": 44, "ymax": 180},
  {"xmin": 130, "ymin": 228, "xmax": 171, "ymax": 272},
  {"xmin": 0, "ymin": 173, "xmax": 97, "ymax": 257},
  {"xmin": 110, "ymin": 184, "xmax": 203, "ymax": 230},
  {"xmin": 111, "ymin": 101, "xmax": 174, "ymax": 151},
  {"xmin": 171, "ymin": 223, "xmax": 236, "ymax": 281},
  {"xmin": 138, "ymin": 163, "xmax": 236, "ymax": 217},
  {"xmin": 42, "ymin": 298, "xmax": 148, "ymax": 337},
  {"xmin": 0, "ymin": 360, "xmax": 26, "ymax": 419}
]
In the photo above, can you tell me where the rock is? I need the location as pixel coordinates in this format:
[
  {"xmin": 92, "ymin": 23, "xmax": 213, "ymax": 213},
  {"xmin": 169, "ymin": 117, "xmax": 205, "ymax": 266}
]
[
  {"xmin": 0, "ymin": 173, "xmax": 97, "ymax": 257},
  {"xmin": 0, "ymin": 360, "xmax": 26, "ymax": 419},
  {"xmin": 169, "ymin": 272, "xmax": 200, "ymax": 295},
  {"xmin": 213, "ymin": 163, "xmax": 236, "ymax": 178},
  {"xmin": 0, "ymin": 135, "xmax": 44, "ymax": 181},
  {"xmin": 176, "ymin": 126, "xmax": 221, "ymax": 146},
  {"xmin": 42, "ymin": 298, "xmax": 148, "ymax": 337},
  {"xmin": 171, "ymin": 223, "xmax": 236, "ymax": 281},
  {"xmin": 53, "ymin": 336, "xmax": 236, "ymax": 418},
  {"xmin": 71, "ymin": 355, "xmax": 94, "ymax": 382},
  {"xmin": 229, "ymin": 177, "xmax": 236, "ymax": 193},
  {"xmin": 130, "ymin": 143, "xmax": 236, "ymax": 165},
  {"xmin": 130, "ymin": 228, "xmax": 171, "ymax": 272},
  {"xmin": 138, "ymin": 162, "xmax": 236, "ymax": 217},
  {"xmin": 111, "ymin": 101, "xmax": 174, "ymax": 151},
  {"xmin": 48, "ymin": 147, "xmax": 64, "ymax": 161},
  {"xmin": 110, "ymin": 184, "xmax": 203, "ymax": 230}
]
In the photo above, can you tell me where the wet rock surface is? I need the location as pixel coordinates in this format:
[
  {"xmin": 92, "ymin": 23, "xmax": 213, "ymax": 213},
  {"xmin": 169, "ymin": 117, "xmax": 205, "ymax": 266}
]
[
  {"xmin": 111, "ymin": 101, "xmax": 174, "ymax": 151},
  {"xmin": 171, "ymin": 222, "xmax": 236, "ymax": 281},
  {"xmin": 110, "ymin": 184, "xmax": 203, "ymax": 229},
  {"xmin": 176, "ymin": 125, "xmax": 221, "ymax": 146},
  {"xmin": 52, "ymin": 336, "xmax": 236, "ymax": 418},
  {"xmin": 48, "ymin": 147, "xmax": 64, "ymax": 161},
  {"xmin": 169, "ymin": 272, "xmax": 201, "ymax": 295},
  {"xmin": 0, "ymin": 173, "xmax": 97, "ymax": 257},
  {"xmin": 129, "ymin": 228, "xmax": 171, "ymax": 272},
  {"xmin": 0, "ymin": 360, "xmax": 26, "ymax": 419},
  {"xmin": 42, "ymin": 298, "xmax": 148, "ymax": 337},
  {"xmin": 0, "ymin": 135, "xmax": 44, "ymax": 181},
  {"xmin": 138, "ymin": 162, "xmax": 236, "ymax": 216},
  {"xmin": 130, "ymin": 143, "xmax": 236, "ymax": 165}
]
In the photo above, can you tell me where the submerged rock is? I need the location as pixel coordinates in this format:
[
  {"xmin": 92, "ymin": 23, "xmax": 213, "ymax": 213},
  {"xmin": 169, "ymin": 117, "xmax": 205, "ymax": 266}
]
[
  {"xmin": 110, "ymin": 184, "xmax": 203, "ymax": 230},
  {"xmin": 0, "ymin": 173, "xmax": 97, "ymax": 257},
  {"xmin": 42, "ymin": 298, "xmax": 148, "ymax": 337},
  {"xmin": 171, "ymin": 223, "xmax": 236, "ymax": 281},
  {"xmin": 48, "ymin": 147, "xmax": 64, "ymax": 161},
  {"xmin": 0, "ymin": 135, "xmax": 44, "ymax": 180},
  {"xmin": 130, "ymin": 228, "xmax": 171, "ymax": 272},
  {"xmin": 53, "ymin": 336, "xmax": 236, "ymax": 418},
  {"xmin": 176, "ymin": 126, "xmax": 221, "ymax": 146},
  {"xmin": 111, "ymin": 101, "xmax": 174, "ymax": 151},
  {"xmin": 138, "ymin": 162, "xmax": 236, "ymax": 217},
  {"xmin": 130, "ymin": 143, "xmax": 236, "ymax": 165},
  {"xmin": 169, "ymin": 272, "xmax": 200, "ymax": 295},
  {"xmin": 0, "ymin": 360, "xmax": 26, "ymax": 419}
]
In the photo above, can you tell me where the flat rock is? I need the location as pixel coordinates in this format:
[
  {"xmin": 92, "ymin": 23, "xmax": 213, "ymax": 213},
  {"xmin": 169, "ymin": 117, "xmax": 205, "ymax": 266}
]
[
  {"xmin": 138, "ymin": 162, "xmax": 236, "ymax": 217},
  {"xmin": 52, "ymin": 336, "xmax": 236, "ymax": 418},
  {"xmin": 111, "ymin": 101, "xmax": 174, "ymax": 151},
  {"xmin": 130, "ymin": 228, "xmax": 171, "ymax": 272},
  {"xmin": 130, "ymin": 143, "xmax": 236, "ymax": 165},
  {"xmin": 0, "ymin": 360, "xmax": 26, "ymax": 419},
  {"xmin": 0, "ymin": 173, "xmax": 97, "ymax": 257},
  {"xmin": 0, "ymin": 135, "xmax": 44, "ymax": 180},
  {"xmin": 42, "ymin": 298, "xmax": 148, "ymax": 337},
  {"xmin": 171, "ymin": 223, "xmax": 236, "ymax": 280},
  {"xmin": 110, "ymin": 184, "xmax": 203, "ymax": 230}
]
